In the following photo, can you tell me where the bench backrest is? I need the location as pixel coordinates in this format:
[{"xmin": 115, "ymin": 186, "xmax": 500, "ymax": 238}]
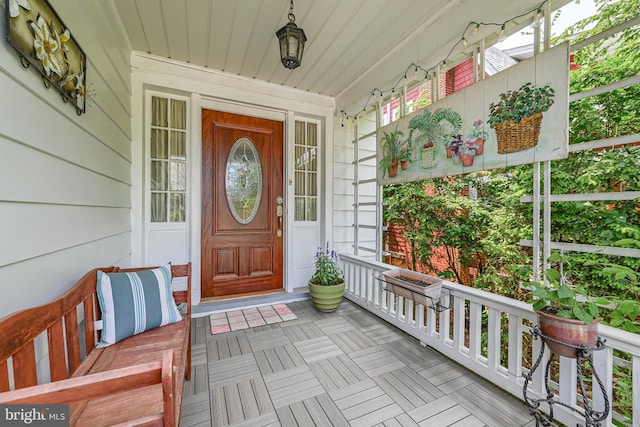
[{"xmin": 0, "ymin": 263, "xmax": 191, "ymax": 392}]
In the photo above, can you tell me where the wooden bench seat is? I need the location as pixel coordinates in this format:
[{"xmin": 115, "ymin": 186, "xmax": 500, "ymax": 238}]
[{"xmin": 0, "ymin": 263, "xmax": 192, "ymax": 426}]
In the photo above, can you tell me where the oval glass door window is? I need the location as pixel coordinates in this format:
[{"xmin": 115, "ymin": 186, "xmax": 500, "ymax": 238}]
[{"xmin": 225, "ymin": 137, "xmax": 263, "ymax": 224}]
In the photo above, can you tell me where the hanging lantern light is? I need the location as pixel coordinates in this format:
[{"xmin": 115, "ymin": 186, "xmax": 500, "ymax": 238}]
[{"xmin": 276, "ymin": 0, "xmax": 307, "ymax": 69}]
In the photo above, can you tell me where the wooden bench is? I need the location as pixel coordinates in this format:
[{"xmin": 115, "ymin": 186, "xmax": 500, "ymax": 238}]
[{"xmin": 0, "ymin": 263, "xmax": 192, "ymax": 426}]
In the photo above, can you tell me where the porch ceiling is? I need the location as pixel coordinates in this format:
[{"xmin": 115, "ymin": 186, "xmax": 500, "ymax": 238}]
[{"xmin": 111, "ymin": 0, "xmax": 569, "ymax": 115}]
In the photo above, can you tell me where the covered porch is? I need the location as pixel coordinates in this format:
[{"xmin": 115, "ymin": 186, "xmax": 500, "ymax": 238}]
[{"xmin": 1, "ymin": 0, "xmax": 638, "ymax": 425}]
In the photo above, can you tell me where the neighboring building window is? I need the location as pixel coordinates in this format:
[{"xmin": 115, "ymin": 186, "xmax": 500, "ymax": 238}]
[
  {"xmin": 294, "ymin": 120, "xmax": 318, "ymax": 221},
  {"xmin": 150, "ymin": 96, "xmax": 187, "ymax": 222}
]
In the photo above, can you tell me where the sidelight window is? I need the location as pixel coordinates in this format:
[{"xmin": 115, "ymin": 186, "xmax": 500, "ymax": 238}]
[
  {"xmin": 150, "ymin": 96, "xmax": 187, "ymax": 222},
  {"xmin": 293, "ymin": 121, "xmax": 318, "ymax": 221}
]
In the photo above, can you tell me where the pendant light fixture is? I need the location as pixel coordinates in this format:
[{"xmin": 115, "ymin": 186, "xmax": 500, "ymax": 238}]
[{"xmin": 276, "ymin": 0, "xmax": 307, "ymax": 69}]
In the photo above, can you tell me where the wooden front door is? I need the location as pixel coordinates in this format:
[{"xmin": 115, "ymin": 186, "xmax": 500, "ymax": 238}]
[{"xmin": 201, "ymin": 110, "xmax": 284, "ymax": 298}]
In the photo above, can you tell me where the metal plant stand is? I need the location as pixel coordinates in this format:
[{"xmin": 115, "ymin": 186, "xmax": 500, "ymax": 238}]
[{"xmin": 523, "ymin": 326, "xmax": 609, "ymax": 426}]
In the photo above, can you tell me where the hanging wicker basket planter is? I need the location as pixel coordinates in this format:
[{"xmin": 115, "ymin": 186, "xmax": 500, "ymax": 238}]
[
  {"xmin": 421, "ymin": 145, "xmax": 436, "ymax": 168},
  {"xmin": 489, "ymin": 83, "xmax": 555, "ymax": 154},
  {"xmin": 495, "ymin": 112, "xmax": 543, "ymax": 154}
]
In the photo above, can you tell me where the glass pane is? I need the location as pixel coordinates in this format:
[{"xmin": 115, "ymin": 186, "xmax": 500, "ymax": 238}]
[
  {"xmin": 151, "ymin": 129, "xmax": 168, "ymax": 159},
  {"xmin": 295, "ymin": 197, "xmax": 305, "ymax": 221},
  {"xmin": 151, "ymin": 193, "xmax": 167, "ymax": 222},
  {"xmin": 307, "ymin": 197, "xmax": 317, "ymax": 221},
  {"xmin": 295, "ymin": 146, "xmax": 306, "ymax": 171},
  {"xmin": 171, "ymin": 100, "xmax": 187, "ymax": 129},
  {"xmin": 295, "ymin": 171, "xmax": 305, "ymax": 196},
  {"xmin": 225, "ymin": 137, "xmax": 262, "ymax": 224},
  {"xmin": 151, "ymin": 97, "xmax": 168, "ymax": 127},
  {"xmin": 170, "ymin": 162, "xmax": 186, "ymax": 191},
  {"xmin": 295, "ymin": 121, "xmax": 305, "ymax": 145},
  {"xmin": 307, "ymin": 122, "xmax": 317, "ymax": 146},
  {"xmin": 171, "ymin": 131, "xmax": 186, "ymax": 160},
  {"xmin": 170, "ymin": 193, "xmax": 186, "ymax": 222},
  {"xmin": 307, "ymin": 172, "xmax": 317, "ymax": 196},
  {"xmin": 151, "ymin": 161, "xmax": 168, "ymax": 190},
  {"xmin": 308, "ymin": 147, "xmax": 317, "ymax": 172}
]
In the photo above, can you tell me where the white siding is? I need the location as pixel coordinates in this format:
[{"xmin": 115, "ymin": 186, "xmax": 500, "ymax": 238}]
[{"xmin": 0, "ymin": 0, "xmax": 132, "ymax": 318}]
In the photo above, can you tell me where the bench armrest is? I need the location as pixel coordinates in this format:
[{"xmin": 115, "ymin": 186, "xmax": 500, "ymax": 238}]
[{"xmin": 0, "ymin": 351, "xmax": 174, "ymax": 408}]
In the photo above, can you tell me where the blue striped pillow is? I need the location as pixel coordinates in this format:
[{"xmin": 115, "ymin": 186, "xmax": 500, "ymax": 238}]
[{"xmin": 96, "ymin": 265, "xmax": 182, "ymax": 347}]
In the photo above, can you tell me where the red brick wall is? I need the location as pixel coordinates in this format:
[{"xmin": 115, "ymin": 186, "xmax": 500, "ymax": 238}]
[
  {"xmin": 454, "ymin": 58, "xmax": 475, "ymax": 92},
  {"xmin": 385, "ymin": 223, "xmax": 477, "ymax": 285}
]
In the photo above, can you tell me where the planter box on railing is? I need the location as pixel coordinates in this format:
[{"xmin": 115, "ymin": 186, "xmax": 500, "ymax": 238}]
[{"xmin": 378, "ymin": 268, "xmax": 446, "ymax": 309}]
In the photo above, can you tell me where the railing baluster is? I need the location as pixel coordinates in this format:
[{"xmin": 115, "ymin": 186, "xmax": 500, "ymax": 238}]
[
  {"xmin": 452, "ymin": 296, "xmax": 464, "ymax": 351},
  {"xmin": 507, "ymin": 314, "xmax": 522, "ymax": 380},
  {"xmin": 426, "ymin": 300, "xmax": 437, "ymax": 338},
  {"xmin": 468, "ymin": 302, "xmax": 482, "ymax": 361},
  {"xmin": 408, "ymin": 301, "xmax": 416, "ymax": 328},
  {"xmin": 439, "ymin": 297, "xmax": 451, "ymax": 345},
  {"xmin": 487, "ymin": 308, "xmax": 500, "ymax": 371},
  {"xmin": 633, "ymin": 355, "xmax": 639, "ymax": 427},
  {"xmin": 592, "ymin": 346, "xmax": 613, "ymax": 426},
  {"xmin": 558, "ymin": 356, "xmax": 576, "ymax": 410},
  {"xmin": 530, "ymin": 332, "xmax": 547, "ymax": 397}
]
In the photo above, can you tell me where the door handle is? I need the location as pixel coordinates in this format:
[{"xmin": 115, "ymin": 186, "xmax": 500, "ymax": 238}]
[{"xmin": 276, "ymin": 197, "xmax": 284, "ymax": 237}]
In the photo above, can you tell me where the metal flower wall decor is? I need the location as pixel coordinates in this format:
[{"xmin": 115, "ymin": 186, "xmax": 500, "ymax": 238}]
[{"xmin": 5, "ymin": 0, "xmax": 89, "ymax": 115}]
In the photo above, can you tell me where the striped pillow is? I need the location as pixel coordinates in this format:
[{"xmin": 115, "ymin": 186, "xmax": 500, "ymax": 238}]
[{"xmin": 96, "ymin": 265, "xmax": 182, "ymax": 347}]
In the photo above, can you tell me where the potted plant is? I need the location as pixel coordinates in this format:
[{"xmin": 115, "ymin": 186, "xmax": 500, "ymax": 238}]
[
  {"xmin": 525, "ymin": 254, "xmax": 606, "ymax": 358},
  {"xmin": 450, "ymin": 137, "xmax": 463, "ymax": 165},
  {"xmin": 308, "ymin": 243, "xmax": 345, "ymax": 312},
  {"xmin": 459, "ymin": 139, "xmax": 478, "ymax": 167},
  {"xmin": 488, "ymin": 82, "xmax": 555, "ymax": 154},
  {"xmin": 447, "ymin": 133, "xmax": 463, "ymax": 159},
  {"xmin": 407, "ymin": 107, "xmax": 462, "ymax": 169},
  {"xmin": 379, "ymin": 128, "xmax": 404, "ymax": 178},
  {"xmin": 467, "ymin": 119, "xmax": 488, "ymax": 155},
  {"xmin": 397, "ymin": 145, "xmax": 411, "ymax": 170},
  {"xmin": 525, "ymin": 250, "xmax": 640, "ymax": 358}
]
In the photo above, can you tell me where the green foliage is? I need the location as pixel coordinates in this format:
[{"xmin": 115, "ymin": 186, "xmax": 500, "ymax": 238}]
[
  {"xmin": 383, "ymin": 181, "xmax": 438, "ymax": 271},
  {"xmin": 556, "ymin": 0, "xmax": 640, "ymax": 144},
  {"xmin": 310, "ymin": 243, "xmax": 344, "ymax": 286},
  {"xmin": 524, "ymin": 249, "xmax": 640, "ymax": 332},
  {"xmin": 527, "ymin": 273, "xmax": 604, "ymax": 325},
  {"xmin": 383, "ymin": 173, "xmax": 531, "ymax": 288},
  {"xmin": 488, "ymin": 82, "xmax": 555, "ymax": 127},
  {"xmin": 379, "ymin": 128, "xmax": 405, "ymax": 177},
  {"xmin": 612, "ymin": 363, "xmax": 634, "ymax": 425},
  {"xmin": 408, "ymin": 107, "xmax": 462, "ymax": 149}
]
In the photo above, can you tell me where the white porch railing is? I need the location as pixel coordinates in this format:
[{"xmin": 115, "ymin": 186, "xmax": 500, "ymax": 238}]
[{"xmin": 340, "ymin": 253, "xmax": 640, "ymax": 427}]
